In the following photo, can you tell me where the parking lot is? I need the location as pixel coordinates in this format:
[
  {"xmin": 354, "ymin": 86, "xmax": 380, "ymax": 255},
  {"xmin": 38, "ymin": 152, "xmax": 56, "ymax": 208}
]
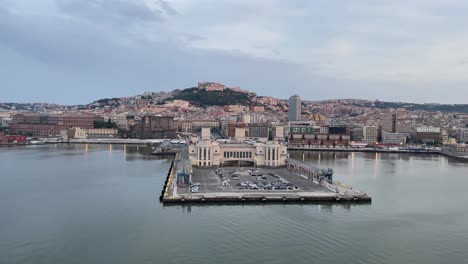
[{"xmin": 183, "ymin": 167, "xmax": 330, "ymax": 195}]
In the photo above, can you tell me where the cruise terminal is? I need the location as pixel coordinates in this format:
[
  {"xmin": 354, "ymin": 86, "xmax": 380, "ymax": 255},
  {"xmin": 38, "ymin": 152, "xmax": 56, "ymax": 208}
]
[{"xmin": 160, "ymin": 128, "xmax": 371, "ymax": 204}]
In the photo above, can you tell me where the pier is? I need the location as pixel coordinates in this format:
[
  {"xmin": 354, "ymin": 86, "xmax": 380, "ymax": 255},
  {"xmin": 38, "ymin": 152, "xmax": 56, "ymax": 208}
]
[{"xmin": 160, "ymin": 149, "xmax": 371, "ymax": 205}]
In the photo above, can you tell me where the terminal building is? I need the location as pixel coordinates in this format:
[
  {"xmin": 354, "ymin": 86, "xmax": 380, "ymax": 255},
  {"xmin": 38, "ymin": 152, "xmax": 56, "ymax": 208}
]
[{"xmin": 188, "ymin": 128, "xmax": 287, "ymax": 167}]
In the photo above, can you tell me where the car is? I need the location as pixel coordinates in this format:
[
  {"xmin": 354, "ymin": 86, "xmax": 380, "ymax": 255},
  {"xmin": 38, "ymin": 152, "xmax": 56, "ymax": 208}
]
[
  {"xmin": 192, "ymin": 183, "xmax": 201, "ymax": 187},
  {"xmin": 261, "ymin": 176, "xmax": 268, "ymax": 180},
  {"xmin": 191, "ymin": 188, "xmax": 199, "ymax": 193},
  {"xmin": 256, "ymin": 177, "xmax": 263, "ymax": 181}
]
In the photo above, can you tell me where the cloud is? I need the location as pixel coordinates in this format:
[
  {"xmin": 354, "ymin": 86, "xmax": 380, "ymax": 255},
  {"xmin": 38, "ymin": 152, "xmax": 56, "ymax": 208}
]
[
  {"xmin": 56, "ymin": 0, "xmax": 175, "ymax": 24},
  {"xmin": 2, "ymin": 0, "xmax": 468, "ymax": 104}
]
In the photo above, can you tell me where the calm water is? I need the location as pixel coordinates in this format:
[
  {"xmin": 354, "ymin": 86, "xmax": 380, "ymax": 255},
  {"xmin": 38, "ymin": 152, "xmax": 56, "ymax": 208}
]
[{"xmin": 1, "ymin": 145, "xmax": 468, "ymax": 264}]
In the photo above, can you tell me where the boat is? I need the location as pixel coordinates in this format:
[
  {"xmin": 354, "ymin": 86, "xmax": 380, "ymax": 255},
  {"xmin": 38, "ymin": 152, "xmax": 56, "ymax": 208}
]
[{"xmin": 29, "ymin": 139, "xmax": 45, "ymax": 145}]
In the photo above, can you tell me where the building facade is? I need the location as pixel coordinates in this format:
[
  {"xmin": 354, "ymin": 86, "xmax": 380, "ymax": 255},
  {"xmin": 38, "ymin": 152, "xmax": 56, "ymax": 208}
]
[
  {"xmin": 442, "ymin": 144, "xmax": 468, "ymax": 158},
  {"xmin": 458, "ymin": 128, "xmax": 468, "ymax": 143},
  {"xmin": 86, "ymin": 128, "xmax": 118, "ymax": 139},
  {"xmin": 12, "ymin": 113, "xmax": 102, "ymax": 129},
  {"xmin": 134, "ymin": 116, "xmax": 178, "ymax": 139},
  {"xmin": 382, "ymin": 114, "xmax": 397, "ymax": 133},
  {"xmin": 188, "ymin": 140, "xmax": 288, "ymax": 167},
  {"xmin": 288, "ymin": 125, "xmax": 350, "ymax": 147},
  {"xmin": 363, "ymin": 126, "xmax": 379, "ymax": 144},
  {"xmin": 415, "ymin": 126, "xmax": 442, "ymax": 144},
  {"xmin": 8, "ymin": 124, "xmax": 68, "ymax": 137},
  {"xmin": 288, "ymin": 95, "xmax": 301, "ymax": 122},
  {"xmin": 382, "ymin": 132, "xmax": 407, "ymax": 145},
  {"xmin": 198, "ymin": 81, "xmax": 225, "ymax": 91},
  {"xmin": 248, "ymin": 124, "xmax": 270, "ymax": 139}
]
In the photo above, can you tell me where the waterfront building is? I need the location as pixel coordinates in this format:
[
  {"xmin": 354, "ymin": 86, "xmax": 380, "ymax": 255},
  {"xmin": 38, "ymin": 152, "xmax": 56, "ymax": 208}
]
[
  {"xmin": 0, "ymin": 133, "xmax": 27, "ymax": 144},
  {"xmin": 415, "ymin": 126, "xmax": 442, "ymax": 144},
  {"xmin": 67, "ymin": 128, "xmax": 118, "ymax": 139},
  {"xmin": 0, "ymin": 132, "xmax": 9, "ymax": 144},
  {"xmin": 458, "ymin": 128, "xmax": 468, "ymax": 143},
  {"xmin": 62, "ymin": 114, "xmax": 102, "ymax": 128},
  {"xmin": 8, "ymin": 123, "xmax": 68, "ymax": 137},
  {"xmin": 363, "ymin": 126, "xmax": 379, "ymax": 144},
  {"xmin": 86, "ymin": 128, "xmax": 118, "ymax": 139},
  {"xmin": 349, "ymin": 127, "xmax": 364, "ymax": 142},
  {"xmin": 288, "ymin": 95, "xmax": 301, "ymax": 122},
  {"xmin": 288, "ymin": 125, "xmax": 350, "ymax": 148},
  {"xmin": 1, "ymin": 117, "xmax": 12, "ymax": 128},
  {"xmin": 382, "ymin": 114, "xmax": 397, "ymax": 133},
  {"xmin": 11, "ymin": 112, "xmax": 102, "ymax": 129},
  {"xmin": 67, "ymin": 128, "xmax": 87, "ymax": 139},
  {"xmin": 442, "ymin": 144, "xmax": 468, "ymax": 158},
  {"xmin": 188, "ymin": 137, "xmax": 288, "ymax": 167},
  {"xmin": 134, "ymin": 116, "xmax": 178, "ymax": 139},
  {"xmin": 382, "ymin": 132, "xmax": 407, "ymax": 145}
]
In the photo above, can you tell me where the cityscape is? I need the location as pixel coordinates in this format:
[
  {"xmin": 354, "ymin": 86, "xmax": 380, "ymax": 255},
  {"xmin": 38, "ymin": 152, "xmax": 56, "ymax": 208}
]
[
  {"xmin": 2, "ymin": 1, "xmax": 468, "ymax": 264},
  {"xmin": 1, "ymin": 81, "xmax": 468, "ymax": 159}
]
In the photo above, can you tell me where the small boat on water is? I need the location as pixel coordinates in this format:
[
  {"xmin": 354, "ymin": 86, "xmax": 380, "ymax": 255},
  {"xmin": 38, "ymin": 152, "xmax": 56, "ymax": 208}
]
[{"xmin": 29, "ymin": 139, "xmax": 45, "ymax": 145}]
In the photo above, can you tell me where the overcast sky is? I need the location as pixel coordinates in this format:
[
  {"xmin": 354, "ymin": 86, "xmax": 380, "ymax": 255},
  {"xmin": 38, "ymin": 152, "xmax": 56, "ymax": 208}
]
[{"xmin": 1, "ymin": 0, "xmax": 468, "ymax": 104}]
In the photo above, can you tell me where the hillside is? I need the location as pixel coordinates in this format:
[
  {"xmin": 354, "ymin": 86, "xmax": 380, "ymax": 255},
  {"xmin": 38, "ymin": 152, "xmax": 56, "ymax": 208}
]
[
  {"xmin": 350, "ymin": 101, "xmax": 468, "ymax": 114},
  {"xmin": 169, "ymin": 88, "xmax": 253, "ymax": 106}
]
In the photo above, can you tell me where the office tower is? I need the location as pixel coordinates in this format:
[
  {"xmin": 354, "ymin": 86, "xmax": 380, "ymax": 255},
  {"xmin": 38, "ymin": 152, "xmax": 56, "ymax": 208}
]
[{"xmin": 288, "ymin": 95, "xmax": 301, "ymax": 122}]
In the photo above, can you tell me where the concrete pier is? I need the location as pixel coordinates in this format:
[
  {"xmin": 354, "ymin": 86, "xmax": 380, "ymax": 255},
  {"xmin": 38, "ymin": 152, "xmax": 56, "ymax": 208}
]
[{"xmin": 160, "ymin": 154, "xmax": 371, "ymax": 204}]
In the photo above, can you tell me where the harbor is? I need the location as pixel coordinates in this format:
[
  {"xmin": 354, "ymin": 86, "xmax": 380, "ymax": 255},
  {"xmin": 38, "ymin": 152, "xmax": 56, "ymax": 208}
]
[{"xmin": 160, "ymin": 148, "xmax": 371, "ymax": 205}]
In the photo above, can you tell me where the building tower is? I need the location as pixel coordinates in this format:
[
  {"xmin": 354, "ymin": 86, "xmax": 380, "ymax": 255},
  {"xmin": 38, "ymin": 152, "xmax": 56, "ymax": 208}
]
[
  {"xmin": 288, "ymin": 95, "xmax": 301, "ymax": 122},
  {"xmin": 382, "ymin": 113, "xmax": 397, "ymax": 133}
]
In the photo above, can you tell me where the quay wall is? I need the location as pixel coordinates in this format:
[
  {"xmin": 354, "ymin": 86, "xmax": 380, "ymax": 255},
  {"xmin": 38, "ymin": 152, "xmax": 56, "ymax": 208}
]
[
  {"xmin": 159, "ymin": 160, "xmax": 175, "ymax": 202},
  {"xmin": 288, "ymin": 146, "xmax": 440, "ymax": 155},
  {"xmin": 162, "ymin": 195, "xmax": 371, "ymax": 204}
]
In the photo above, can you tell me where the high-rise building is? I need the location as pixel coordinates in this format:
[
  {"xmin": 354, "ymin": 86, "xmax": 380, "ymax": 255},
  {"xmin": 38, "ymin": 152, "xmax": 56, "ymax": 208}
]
[
  {"xmin": 363, "ymin": 126, "xmax": 379, "ymax": 144},
  {"xmin": 288, "ymin": 95, "xmax": 301, "ymax": 122},
  {"xmin": 382, "ymin": 114, "xmax": 397, "ymax": 133}
]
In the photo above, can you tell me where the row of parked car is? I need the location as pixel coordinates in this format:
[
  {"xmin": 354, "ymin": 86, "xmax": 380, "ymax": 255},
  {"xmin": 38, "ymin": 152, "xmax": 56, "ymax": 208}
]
[{"xmin": 236, "ymin": 180, "xmax": 299, "ymax": 191}]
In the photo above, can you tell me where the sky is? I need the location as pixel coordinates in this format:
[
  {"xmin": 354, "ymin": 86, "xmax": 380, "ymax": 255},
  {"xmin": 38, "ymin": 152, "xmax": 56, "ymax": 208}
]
[{"xmin": 1, "ymin": 0, "xmax": 468, "ymax": 105}]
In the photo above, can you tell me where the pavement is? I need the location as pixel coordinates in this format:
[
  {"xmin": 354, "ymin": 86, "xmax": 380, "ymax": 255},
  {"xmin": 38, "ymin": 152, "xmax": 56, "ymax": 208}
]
[{"xmin": 179, "ymin": 167, "xmax": 332, "ymax": 196}]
